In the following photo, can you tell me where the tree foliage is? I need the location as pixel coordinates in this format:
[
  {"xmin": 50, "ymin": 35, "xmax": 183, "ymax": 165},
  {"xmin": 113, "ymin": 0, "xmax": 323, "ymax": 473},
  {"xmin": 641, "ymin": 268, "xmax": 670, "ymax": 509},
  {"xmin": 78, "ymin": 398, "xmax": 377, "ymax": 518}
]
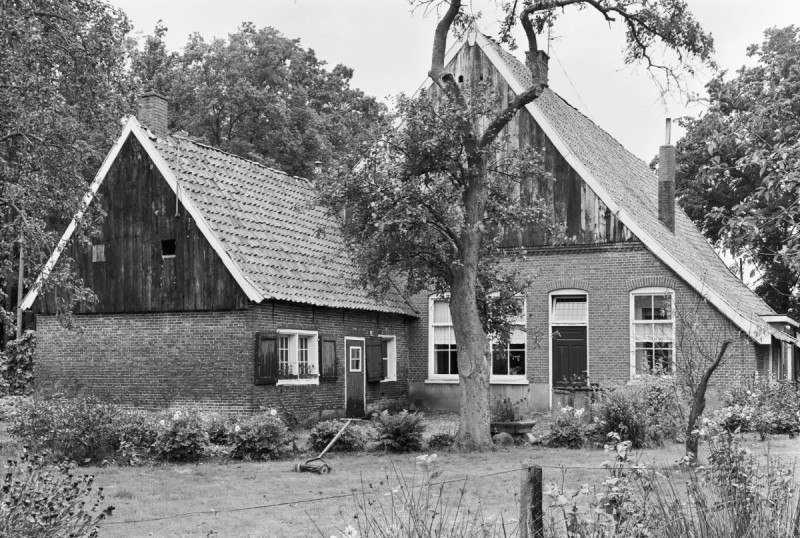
[
  {"xmin": 0, "ymin": 0, "xmax": 135, "ymax": 334},
  {"xmin": 318, "ymin": 0, "xmax": 713, "ymax": 450},
  {"xmin": 676, "ymin": 26, "xmax": 800, "ymax": 316},
  {"xmin": 131, "ymin": 22, "xmax": 388, "ymax": 177}
]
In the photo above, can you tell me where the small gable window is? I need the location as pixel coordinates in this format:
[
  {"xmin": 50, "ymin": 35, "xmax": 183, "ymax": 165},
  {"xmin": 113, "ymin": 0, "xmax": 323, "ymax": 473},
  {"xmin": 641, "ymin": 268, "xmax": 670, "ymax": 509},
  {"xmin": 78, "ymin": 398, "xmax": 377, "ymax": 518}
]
[
  {"xmin": 630, "ymin": 288, "xmax": 675, "ymax": 374},
  {"xmin": 161, "ymin": 239, "xmax": 176, "ymax": 258},
  {"xmin": 91, "ymin": 244, "xmax": 105, "ymax": 263}
]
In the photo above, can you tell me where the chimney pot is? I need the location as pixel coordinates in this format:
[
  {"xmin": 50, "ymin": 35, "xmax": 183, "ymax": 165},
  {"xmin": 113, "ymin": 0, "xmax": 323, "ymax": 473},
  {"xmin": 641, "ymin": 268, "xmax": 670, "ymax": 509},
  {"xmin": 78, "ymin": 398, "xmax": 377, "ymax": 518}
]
[
  {"xmin": 138, "ymin": 92, "xmax": 168, "ymax": 138},
  {"xmin": 658, "ymin": 118, "xmax": 676, "ymax": 232}
]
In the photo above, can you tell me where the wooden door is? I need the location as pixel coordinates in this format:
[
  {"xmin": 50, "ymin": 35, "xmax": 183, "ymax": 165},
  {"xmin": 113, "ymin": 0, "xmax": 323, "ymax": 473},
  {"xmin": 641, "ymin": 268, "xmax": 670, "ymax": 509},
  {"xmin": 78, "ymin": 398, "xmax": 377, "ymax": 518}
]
[
  {"xmin": 345, "ymin": 338, "xmax": 365, "ymax": 418},
  {"xmin": 552, "ymin": 326, "xmax": 587, "ymax": 387}
]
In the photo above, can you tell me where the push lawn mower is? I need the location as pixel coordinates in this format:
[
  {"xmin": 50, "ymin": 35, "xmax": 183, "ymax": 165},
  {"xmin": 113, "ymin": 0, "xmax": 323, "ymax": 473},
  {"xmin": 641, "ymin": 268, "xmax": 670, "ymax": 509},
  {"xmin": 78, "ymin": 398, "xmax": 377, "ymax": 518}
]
[{"xmin": 295, "ymin": 419, "xmax": 353, "ymax": 474}]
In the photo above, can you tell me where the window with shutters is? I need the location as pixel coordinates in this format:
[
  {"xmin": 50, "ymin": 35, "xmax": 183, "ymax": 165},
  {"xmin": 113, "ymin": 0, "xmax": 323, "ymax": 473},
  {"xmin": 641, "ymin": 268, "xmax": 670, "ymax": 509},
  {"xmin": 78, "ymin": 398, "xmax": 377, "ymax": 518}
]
[
  {"xmin": 630, "ymin": 288, "xmax": 674, "ymax": 375},
  {"xmin": 381, "ymin": 336, "xmax": 397, "ymax": 381},
  {"xmin": 275, "ymin": 329, "xmax": 319, "ymax": 385}
]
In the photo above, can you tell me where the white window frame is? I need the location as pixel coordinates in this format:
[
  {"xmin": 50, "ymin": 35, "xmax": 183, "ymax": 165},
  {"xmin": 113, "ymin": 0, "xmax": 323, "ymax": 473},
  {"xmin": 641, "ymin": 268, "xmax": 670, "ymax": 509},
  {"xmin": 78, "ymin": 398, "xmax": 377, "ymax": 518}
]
[
  {"xmin": 548, "ymin": 289, "xmax": 589, "ymax": 410},
  {"xmin": 379, "ymin": 335, "xmax": 397, "ymax": 382},
  {"xmin": 427, "ymin": 294, "xmax": 528, "ymax": 385},
  {"xmin": 276, "ymin": 329, "xmax": 319, "ymax": 386},
  {"xmin": 489, "ymin": 296, "xmax": 527, "ymax": 383},
  {"xmin": 629, "ymin": 287, "xmax": 675, "ymax": 377}
]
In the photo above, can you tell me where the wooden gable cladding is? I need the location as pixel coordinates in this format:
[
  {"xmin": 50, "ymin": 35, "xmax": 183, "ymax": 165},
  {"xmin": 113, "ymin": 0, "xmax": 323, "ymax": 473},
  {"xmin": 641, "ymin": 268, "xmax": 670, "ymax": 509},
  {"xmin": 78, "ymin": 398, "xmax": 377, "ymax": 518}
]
[
  {"xmin": 439, "ymin": 42, "xmax": 633, "ymax": 248},
  {"xmin": 37, "ymin": 136, "xmax": 248, "ymax": 314}
]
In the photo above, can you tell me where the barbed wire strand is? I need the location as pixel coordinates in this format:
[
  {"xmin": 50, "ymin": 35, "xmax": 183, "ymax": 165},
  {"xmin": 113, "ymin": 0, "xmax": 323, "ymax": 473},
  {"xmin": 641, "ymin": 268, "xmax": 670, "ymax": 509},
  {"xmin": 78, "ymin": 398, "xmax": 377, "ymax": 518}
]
[{"xmin": 100, "ymin": 460, "xmax": 688, "ymax": 527}]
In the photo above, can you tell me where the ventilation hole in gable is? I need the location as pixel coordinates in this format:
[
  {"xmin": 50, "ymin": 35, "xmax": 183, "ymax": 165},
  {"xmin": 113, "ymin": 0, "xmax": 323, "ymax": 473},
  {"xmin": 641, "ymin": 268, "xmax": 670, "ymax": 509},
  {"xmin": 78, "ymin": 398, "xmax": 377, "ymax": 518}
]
[
  {"xmin": 161, "ymin": 239, "xmax": 176, "ymax": 258},
  {"xmin": 457, "ymin": 75, "xmax": 464, "ymax": 83}
]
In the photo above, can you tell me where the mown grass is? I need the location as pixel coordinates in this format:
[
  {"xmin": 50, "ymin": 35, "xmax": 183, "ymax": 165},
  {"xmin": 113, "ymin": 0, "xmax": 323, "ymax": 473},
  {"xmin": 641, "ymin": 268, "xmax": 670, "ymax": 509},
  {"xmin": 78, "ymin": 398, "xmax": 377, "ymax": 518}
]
[{"xmin": 1, "ymin": 424, "xmax": 797, "ymax": 537}]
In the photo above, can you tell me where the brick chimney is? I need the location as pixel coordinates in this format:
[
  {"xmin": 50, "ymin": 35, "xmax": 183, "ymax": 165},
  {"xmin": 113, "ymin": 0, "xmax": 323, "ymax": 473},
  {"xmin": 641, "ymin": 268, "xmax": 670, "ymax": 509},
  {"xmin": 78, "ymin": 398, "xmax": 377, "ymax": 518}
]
[
  {"xmin": 138, "ymin": 92, "xmax": 168, "ymax": 138},
  {"xmin": 658, "ymin": 118, "xmax": 676, "ymax": 232},
  {"xmin": 525, "ymin": 50, "xmax": 549, "ymax": 86}
]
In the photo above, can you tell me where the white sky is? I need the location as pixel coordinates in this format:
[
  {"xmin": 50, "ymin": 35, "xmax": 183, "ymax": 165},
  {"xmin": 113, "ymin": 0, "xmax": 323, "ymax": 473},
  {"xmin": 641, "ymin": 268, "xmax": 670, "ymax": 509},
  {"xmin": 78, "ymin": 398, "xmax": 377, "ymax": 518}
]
[{"xmin": 109, "ymin": 0, "xmax": 800, "ymax": 163}]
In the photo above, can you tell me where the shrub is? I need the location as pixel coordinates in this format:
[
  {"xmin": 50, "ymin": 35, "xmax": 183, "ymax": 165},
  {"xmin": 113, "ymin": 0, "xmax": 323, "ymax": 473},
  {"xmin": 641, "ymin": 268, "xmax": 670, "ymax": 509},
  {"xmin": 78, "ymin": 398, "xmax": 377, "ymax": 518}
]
[
  {"xmin": 152, "ymin": 408, "xmax": 210, "ymax": 462},
  {"xmin": 718, "ymin": 375, "xmax": 800, "ymax": 439},
  {"xmin": 0, "ymin": 394, "xmax": 30, "ymax": 422},
  {"xmin": 9, "ymin": 397, "xmax": 119, "ymax": 464},
  {"xmin": 426, "ymin": 433, "xmax": 455, "ymax": 450},
  {"xmin": 229, "ymin": 411, "xmax": 294, "ymax": 460},
  {"xmin": 371, "ymin": 410, "xmax": 425, "ymax": 453},
  {"xmin": 0, "ymin": 450, "xmax": 114, "ymax": 537},
  {"xmin": 547, "ymin": 406, "xmax": 588, "ymax": 448},
  {"xmin": 309, "ymin": 419, "xmax": 367, "ymax": 453},
  {"xmin": 113, "ymin": 410, "xmax": 160, "ymax": 465},
  {"xmin": 203, "ymin": 412, "xmax": 237, "ymax": 445},
  {"xmin": 0, "ymin": 330, "xmax": 35, "ymax": 395},
  {"xmin": 489, "ymin": 396, "xmax": 527, "ymax": 422},
  {"xmin": 592, "ymin": 375, "xmax": 683, "ymax": 448}
]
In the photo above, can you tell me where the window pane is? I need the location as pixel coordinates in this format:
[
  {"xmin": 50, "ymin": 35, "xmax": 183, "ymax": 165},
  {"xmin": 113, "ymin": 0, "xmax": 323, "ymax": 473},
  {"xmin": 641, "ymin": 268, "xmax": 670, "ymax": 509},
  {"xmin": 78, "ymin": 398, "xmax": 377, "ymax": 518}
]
[
  {"xmin": 633, "ymin": 323, "xmax": 653, "ymax": 342},
  {"xmin": 450, "ymin": 348, "xmax": 458, "ymax": 375},
  {"xmin": 653, "ymin": 295, "xmax": 671, "ymax": 320},
  {"xmin": 509, "ymin": 344, "xmax": 525, "ymax": 375},
  {"xmin": 652, "ymin": 324, "xmax": 673, "ymax": 343},
  {"xmin": 435, "ymin": 345, "xmax": 456, "ymax": 375},
  {"xmin": 492, "ymin": 344, "xmax": 508, "ymax": 375},
  {"xmin": 509, "ymin": 328, "xmax": 526, "ymax": 343},
  {"xmin": 552, "ymin": 295, "xmax": 587, "ymax": 323},
  {"xmin": 433, "ymin": 300, "xmax": 452, "ymax": 324},
  {"xmin": 510, "ymin": 298, "xmax": 526, "ymax": 325},
  {"xmin": 634, "ymin": 295, "xmax": 653, "ymax": 320},
  {"xmin": 434, "ymin": 326, "xmax": 455, "ymax": 345}
]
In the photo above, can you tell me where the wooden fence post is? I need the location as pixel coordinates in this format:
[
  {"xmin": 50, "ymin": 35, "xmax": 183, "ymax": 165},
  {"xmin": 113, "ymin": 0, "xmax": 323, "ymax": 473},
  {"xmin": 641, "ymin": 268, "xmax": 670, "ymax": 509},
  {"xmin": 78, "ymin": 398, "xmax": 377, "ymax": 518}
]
[{"xmin": 519, "ymin": 459, "xmax": 544, "ymax": 538}]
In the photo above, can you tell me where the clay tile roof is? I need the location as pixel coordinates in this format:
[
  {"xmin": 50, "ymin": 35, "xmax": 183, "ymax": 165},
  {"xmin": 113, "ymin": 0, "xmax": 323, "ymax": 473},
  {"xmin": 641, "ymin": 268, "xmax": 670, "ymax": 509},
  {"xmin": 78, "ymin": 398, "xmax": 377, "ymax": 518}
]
[
  {"xmin": 482, "ymin": 38, "xmax": 779, "ymax": 336},
  {"xmin": 152, "ymin": 135, "xmax": 417, "ymax": 316}
]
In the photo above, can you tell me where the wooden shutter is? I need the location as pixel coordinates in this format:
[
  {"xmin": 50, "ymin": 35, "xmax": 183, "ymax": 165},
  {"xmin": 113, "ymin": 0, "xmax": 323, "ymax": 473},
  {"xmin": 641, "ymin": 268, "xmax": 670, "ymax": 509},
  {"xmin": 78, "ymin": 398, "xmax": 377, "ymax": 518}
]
[
  {"xmin": 254, "ymin": 333, "xmax": 278, "ymax": 385},
  {"xmin": 319, "ymin": 335, "xmax": 338, "ymax": 382},
  {"xmin": 366, "ymin": 336, "xmax": 383, "ymax": 382},
  {"xmin": 380, "ymin": 338, "xmax": 388, "ymax": 378}
]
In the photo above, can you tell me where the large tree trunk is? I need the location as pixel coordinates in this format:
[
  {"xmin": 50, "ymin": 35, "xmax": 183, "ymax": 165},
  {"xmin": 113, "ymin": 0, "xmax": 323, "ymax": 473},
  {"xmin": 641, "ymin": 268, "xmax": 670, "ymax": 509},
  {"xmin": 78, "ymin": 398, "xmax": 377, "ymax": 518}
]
[{"xmin": 685, "ymin": 340, "xmax": 730, "ymax": 461}]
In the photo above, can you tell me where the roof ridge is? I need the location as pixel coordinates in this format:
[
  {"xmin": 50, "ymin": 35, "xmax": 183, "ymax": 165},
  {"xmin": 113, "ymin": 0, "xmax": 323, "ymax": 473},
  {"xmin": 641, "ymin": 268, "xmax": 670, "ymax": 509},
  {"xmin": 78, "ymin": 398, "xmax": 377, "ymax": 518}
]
[{"xmin": 166, "ymin": 133, "xmax": 312, "ymax": 185}]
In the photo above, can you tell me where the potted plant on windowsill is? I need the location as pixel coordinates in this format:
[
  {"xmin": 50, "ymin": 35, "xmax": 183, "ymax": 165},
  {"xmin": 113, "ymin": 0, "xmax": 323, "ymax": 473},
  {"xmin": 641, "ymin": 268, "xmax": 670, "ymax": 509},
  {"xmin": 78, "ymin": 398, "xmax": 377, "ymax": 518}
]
[{"xmin": 489, "ymin": 396, "xmax": 536, "ymax": 435}]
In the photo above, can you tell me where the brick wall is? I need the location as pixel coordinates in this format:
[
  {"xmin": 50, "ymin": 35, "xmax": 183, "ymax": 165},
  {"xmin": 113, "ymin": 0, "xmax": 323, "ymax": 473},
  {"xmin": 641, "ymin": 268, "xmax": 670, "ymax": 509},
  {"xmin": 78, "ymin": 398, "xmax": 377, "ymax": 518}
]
[
  {"xmin": 408, "ymin": 241, "xmax": 762, "ymax": 411},
  {"xmin": 36, "ymin": 300, "xmax": 410, "ymax": 420}
]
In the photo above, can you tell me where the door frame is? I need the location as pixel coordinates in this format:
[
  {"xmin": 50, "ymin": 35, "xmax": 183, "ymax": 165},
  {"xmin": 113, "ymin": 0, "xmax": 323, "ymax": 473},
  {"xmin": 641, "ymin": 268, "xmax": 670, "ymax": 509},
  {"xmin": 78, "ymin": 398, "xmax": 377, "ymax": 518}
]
[
  {"xmin": 344, "ymin": 337, "xmax": 366, "ymax": 417},
  {"xmin": 548, "ymin": 289, "xmax": 589, "ymax": 411}
]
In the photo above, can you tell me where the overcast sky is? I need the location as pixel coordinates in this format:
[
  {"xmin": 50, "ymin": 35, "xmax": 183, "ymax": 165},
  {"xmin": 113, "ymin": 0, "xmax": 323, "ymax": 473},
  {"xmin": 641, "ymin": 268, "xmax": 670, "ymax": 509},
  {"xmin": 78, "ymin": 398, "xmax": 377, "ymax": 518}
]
[{"xmin": 109, "ymin": 0, "xmax": 800, "ymax": 163}]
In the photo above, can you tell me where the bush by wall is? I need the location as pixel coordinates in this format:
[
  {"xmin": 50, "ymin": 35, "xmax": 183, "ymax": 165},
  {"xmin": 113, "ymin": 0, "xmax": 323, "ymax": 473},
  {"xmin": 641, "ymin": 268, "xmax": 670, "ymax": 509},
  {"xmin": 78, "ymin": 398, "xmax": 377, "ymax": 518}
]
[
  {"xmin": 229, "ymin": 411, "xmax": 294, "ymax": 460},
  {"xmin": 308, "ymin": 419, "xmax": 368, "ymax": 453},
  {"xmin": 717, "ymin": 375, "xmax": 800, "ymax": 438},
  {"xmin": 371, "ymin": 410, "xmax": 425, "ymax": 453},
  {"xmin": 152, "ymin": 408, "xmax": 210, "ymax": 462},
  {"xmin": 0, "ymin": 330, "xmax": 35, "ymax": 395}
]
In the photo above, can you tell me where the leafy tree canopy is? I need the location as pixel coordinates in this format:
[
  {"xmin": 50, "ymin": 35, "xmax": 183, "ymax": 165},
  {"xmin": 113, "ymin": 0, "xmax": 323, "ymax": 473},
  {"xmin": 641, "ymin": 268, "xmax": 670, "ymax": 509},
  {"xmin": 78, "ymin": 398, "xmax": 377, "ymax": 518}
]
[
  {"xmin": 0, "ymin": 0, "xmax": 135, "ymax": 332},
  {"xmin": 676, "ymin": 26, "xmax": 800, "ymax": 316},
  {"xmin": 131, "ymin": 22, "xmax": 389, "ymax": 177}
]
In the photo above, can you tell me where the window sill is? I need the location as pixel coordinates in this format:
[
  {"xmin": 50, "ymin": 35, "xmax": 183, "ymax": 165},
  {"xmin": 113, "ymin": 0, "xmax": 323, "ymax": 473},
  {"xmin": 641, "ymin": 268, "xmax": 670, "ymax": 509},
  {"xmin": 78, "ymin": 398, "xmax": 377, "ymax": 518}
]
[
  {"xmin": 277, "ymin": 378, "xmax": 319, "ymax": 386},
  {"xmin": 424, "ymin": 377, "xmax": 530, "ymax": 385},
  {"xmin": 380, "ymin": 378, "xmax": 398, "ymax": 383}
]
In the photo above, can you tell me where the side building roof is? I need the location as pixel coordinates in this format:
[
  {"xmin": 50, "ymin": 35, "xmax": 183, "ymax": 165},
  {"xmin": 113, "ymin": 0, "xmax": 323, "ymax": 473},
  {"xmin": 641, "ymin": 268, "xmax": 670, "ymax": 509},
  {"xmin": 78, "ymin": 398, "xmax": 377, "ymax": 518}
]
[{"xmin": 21, "ymin": 117, "xmax": 417, "ymax": 317}]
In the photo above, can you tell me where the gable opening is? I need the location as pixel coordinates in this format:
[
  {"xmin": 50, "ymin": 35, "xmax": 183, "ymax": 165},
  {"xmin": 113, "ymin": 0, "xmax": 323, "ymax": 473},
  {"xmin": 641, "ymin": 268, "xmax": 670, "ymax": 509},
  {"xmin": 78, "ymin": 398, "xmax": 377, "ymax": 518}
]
[{"xmin": 161, "ymin": 239, "xmax": 176, "ymax": 258}]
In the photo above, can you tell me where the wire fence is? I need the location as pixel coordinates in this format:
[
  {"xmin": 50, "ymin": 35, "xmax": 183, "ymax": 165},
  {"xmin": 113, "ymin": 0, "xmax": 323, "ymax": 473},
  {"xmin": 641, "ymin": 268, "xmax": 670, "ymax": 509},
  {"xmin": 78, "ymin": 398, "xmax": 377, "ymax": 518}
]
[{"xmin": 99, "ymin": 460, "xmax": 686, "ymax": 528}]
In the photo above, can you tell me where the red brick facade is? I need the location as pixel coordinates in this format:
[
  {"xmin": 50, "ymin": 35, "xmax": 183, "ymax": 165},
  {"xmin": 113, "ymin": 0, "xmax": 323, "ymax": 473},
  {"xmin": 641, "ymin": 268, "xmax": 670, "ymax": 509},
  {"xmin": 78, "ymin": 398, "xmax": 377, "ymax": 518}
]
[
  {"xmin": 408, "ymin": 241, "xmax": 764, "ymax": 412},
  {"xmin": 35, "ymin": 301, "xmax": 410, "ymax": 420}
]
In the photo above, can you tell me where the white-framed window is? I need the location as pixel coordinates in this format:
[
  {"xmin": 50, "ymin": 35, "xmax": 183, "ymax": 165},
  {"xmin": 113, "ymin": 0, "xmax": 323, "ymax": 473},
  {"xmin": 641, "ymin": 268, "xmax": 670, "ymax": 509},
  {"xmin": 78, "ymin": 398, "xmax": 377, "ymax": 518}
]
[
  {"xmin": 428, "ymin": 295, "xmax": 527, "ymax": 381},
  {"xmin": 490, "ymin": 297, "xmax": 526, "ymax": 378},
  {"xmin": 349, "ymin": 344, "xmax": 362, "ymax": 372},
  {"xmin": 430, "ymin": 297, "xmax": 458, "ymax": 378},
  {"xmin": 276, "ymin": 329, "xmax": 319, "ymax": 385},
  {"xmin": 380, "ymin": 335, "xmax": 398, "ymax": 381},
  {"xmin": 630, "ymin": 288, "xmax": 675, "ymax": 375},
  {"xmin": 551, "ymin": 293, "xmax": 588, "ymax": 326}
]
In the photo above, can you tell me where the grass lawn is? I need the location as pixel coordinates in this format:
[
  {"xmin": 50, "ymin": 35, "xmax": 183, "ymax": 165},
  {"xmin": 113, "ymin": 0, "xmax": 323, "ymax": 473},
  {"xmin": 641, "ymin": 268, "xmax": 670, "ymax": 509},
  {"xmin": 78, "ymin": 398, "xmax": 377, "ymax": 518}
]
[{"xmin": 46, "ymin": 435, "xmax": 800, "ymax": 538}]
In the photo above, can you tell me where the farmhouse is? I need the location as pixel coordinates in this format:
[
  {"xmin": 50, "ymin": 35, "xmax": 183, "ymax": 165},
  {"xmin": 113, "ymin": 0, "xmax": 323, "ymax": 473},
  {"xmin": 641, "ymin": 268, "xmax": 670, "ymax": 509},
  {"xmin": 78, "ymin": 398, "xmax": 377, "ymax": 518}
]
[
  {"xmin": 20, "ymin": 93, "xmax": 417, "ymax": 420},
  {"xmin": 404, "ymin": 29, "xmax": 799, "ymax": 412},
  {"xmin": 21, "ymin": 30, "xmax": 799, "ymax": 417}
]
